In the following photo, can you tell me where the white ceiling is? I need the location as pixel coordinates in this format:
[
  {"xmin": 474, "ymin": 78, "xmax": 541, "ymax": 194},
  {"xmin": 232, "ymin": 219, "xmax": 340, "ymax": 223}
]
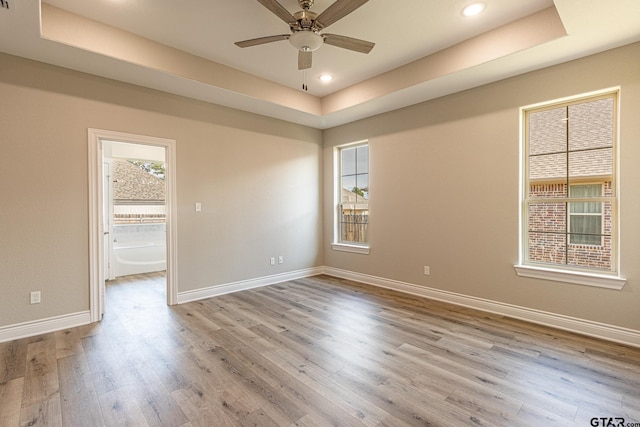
[
  {"xmin": 39, "ymin": 0, "xmax": 555, "ymax": 96},
  {"xmin": 0, "ymin": 0, "xmax": 639, "ymax": 129}
]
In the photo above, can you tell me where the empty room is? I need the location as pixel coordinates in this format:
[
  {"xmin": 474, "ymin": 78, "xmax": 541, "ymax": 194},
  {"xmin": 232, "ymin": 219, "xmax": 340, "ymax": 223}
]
[{"xmin": 1, "ymin": 0, "xmax": 639, "ymax": 425}]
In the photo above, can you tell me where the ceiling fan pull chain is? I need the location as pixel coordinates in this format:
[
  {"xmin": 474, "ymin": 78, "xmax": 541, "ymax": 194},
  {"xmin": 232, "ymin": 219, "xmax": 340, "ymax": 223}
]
[{"xmin": 302, "ymin": 69, "xmax": 308, "ymax": 91}]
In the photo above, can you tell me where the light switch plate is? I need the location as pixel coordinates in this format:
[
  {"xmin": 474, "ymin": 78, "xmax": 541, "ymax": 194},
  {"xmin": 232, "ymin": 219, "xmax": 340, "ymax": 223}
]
[{"xmin": 30, "ymin": 291, "xmax": 41, "ymax": 304}]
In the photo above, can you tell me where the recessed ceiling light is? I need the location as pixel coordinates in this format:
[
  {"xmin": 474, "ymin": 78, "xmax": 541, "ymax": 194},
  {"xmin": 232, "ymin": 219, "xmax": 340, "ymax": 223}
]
[
  {"xmin": 462, "ymin": 2, "xmax": 486, "ymax": 17},
  {"xmin": 319, "ymin": 74, "xmax": 333, "ymax": 82}
]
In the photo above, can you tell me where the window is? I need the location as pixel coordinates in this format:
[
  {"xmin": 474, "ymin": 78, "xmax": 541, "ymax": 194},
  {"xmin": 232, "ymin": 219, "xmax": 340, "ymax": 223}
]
[
  {"xmin": 520, "ymin": 90, "xmax": 620, "ymax": 280},
  {"xmin": 335, "ymin": 143, "xmax": 369, "ymax": 250}
]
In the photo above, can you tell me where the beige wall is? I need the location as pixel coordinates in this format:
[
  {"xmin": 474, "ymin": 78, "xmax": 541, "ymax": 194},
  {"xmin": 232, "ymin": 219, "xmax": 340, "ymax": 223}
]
[
  {"xmin": 0, "ymin": 53, "xmax": 323, "ymax": 327},
  {"xmin": 2, "ymin": 42, "xmax": 639, "ymax": 334},
  {"xmin": 323, "ymin": 42, "xmax": 640, "ymax": 331}
]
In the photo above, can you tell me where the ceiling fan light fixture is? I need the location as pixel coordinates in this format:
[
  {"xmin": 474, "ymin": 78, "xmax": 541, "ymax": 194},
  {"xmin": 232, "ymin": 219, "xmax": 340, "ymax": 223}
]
[
  {"xmin": 289, "ymin": 31, "xmax": 324, "ymax": 52},
  {"xmin": 462, "ymin": 2, "xmax": 486, "ymax": 17}
]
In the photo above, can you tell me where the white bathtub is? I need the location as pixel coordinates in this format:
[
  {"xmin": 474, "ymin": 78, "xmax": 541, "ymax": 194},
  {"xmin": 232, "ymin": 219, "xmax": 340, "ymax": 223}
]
[{"xmin": 112, "ymin": 224, "xmax": 166, "ymax": 277}]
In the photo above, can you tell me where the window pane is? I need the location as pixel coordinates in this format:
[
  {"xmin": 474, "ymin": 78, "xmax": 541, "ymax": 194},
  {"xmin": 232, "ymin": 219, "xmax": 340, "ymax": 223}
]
[
  {"xmin": 567, "ymin": 235, "xmax": 612, "ymax": 270},
  {"xmin": 570, "ymin": 201, "xmax": 601, "ymax": 214},
  {"xmin": 528, "ymin": 231, "xmax": 566, "ymax": 265},
  {"xmin": 570, "ymin": 234, "xmax": 601, "ymax": 245},
  {"xmin": 356, "ymin": 173, "xmax": 369, "ymax": 202},
  {"xmin": 529, "ymin": 153, "xmax": 567, "ymax": 186},
  {"xmin": 529, "ymin": 107, "xmax": 567, "ymax": 155},
  {"xmin": 341, "ymin": 208, "xmax": 368, "ymax": 243},
  {"xmin": 569, "ymin": 215, "xmax": 602, "ymax": 240},
  {"xmin": 528, "ymin": 202, "xmax": 566, "ymax": 233},
  {"xmin": 570, "ymin": 185, "xmax": 602, "ymax": 215},
  {"xmin": 341, "ymin": 147, "xmax": 356, "ymax": 176},
  {"xmin": 528, "ymin": 182, "xmax": 567, "ymax": 199},
  {"xmin": 602, "ymin": 200, "xmax": 612, "ymax": 236},
  {"xmin": 356, "ymin": 145, "xmax": 369, "ymax": 174},
  {"xmin": 569, "ymin": 184, "xmax": 602, "ymax": 198},
  {"xmin": 342, "ymin": 175, "xmax": 357, "ymax": 196},
  {"xmin": 568, "ymin": 98, "xmax": 614, "ymax": 151},
  {"xmin": 568, "ymin": 148, "xmax": 612, "ymax": 181}
]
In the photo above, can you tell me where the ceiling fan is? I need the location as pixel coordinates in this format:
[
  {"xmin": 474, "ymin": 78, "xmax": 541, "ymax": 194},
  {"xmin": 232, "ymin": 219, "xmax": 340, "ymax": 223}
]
[{"xmin": 235, "ymin": 0, "xmax": 375, "ymax": 71}]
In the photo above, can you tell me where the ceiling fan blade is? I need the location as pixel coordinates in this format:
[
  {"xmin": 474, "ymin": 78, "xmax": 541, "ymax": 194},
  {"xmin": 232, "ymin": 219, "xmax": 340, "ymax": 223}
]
[
  {"xmin": 322, "ymin": 34, "xmax": 374, "ymax": 53},
  {"xmin": 315, "ymin": 0, "xmax": 369, "ymax": 29},
  {"xmin": 256, "ymin": 0, "xmax": 297, "ymax": 24},
  {"xmin": 235, "ymin": 34, "xmax": 290, "ymax": 48},
  {"xmin": 298, "ymin": 50, "xmax": 312, "ymax": 70}
]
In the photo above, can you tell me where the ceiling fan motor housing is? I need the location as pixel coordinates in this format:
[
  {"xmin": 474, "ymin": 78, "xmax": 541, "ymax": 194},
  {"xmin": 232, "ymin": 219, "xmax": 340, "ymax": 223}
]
[{"xmin": 293, "ymin": 10, "xmax": 318, "ymax": 30}]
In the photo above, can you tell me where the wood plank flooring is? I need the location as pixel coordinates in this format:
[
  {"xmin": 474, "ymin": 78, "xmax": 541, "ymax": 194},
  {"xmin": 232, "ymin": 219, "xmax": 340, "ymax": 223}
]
[{"xmin": 1, "ymin": 272, "xmax": 640, "ymax": 426}]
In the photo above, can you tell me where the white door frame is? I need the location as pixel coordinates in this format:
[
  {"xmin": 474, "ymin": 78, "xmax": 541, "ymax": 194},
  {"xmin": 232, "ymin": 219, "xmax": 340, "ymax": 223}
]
[
  {"xmin": 88, "ymin": 128, "xmax": 178, "ymax": 322},
  {"xmin": 103, "ymin": 158, "xmax": 115, "ymax": 281}
]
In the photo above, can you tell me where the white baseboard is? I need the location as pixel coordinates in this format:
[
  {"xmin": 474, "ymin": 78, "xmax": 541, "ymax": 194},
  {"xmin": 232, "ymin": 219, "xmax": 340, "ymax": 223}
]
[
  {"xmin": 3, "ymin": 267, "xmax": 638, "ymax": 348},
  {"xmin": 323, "ymin": 267, "xmax": 640, "ymax": 348},
  {"xmin": 177, "ymin": 267, "xmax": 325, "ymax": 304},
  {"xmin": 0, "ymin": 311, "xmax": 91, "ymax": 343}
]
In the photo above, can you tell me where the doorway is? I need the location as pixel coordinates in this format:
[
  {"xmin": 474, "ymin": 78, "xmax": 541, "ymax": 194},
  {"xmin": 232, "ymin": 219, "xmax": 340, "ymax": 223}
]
[
  {"xmin": 103, "ymin": 141, "xmax": 167, "ymax": 281},
  {"xmin": 88, "ymin": 129, "xmax": 177, "ymax": 322}
]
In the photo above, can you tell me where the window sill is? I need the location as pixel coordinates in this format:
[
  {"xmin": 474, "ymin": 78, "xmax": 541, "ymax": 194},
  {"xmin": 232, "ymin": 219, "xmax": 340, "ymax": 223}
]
[
  {"xmin": 514, "ymin": 264, "xmax": 626, "ymax": 290},
  {"xmin": 331, "ymin": 243, "xmax": 370, "ymax": 255}
]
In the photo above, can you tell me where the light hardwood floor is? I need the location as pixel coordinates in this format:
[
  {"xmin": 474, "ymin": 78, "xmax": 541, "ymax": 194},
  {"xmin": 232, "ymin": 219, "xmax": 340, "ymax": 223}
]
[{"xmin": 1, "ymin": 272, "xmax": 639, "ymax": 426}]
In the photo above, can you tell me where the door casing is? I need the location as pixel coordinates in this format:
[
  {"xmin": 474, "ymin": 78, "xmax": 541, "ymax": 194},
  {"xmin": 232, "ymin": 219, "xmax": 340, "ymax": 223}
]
[
  {"xmin": 103, "ymin": 159, "xmax": 115, "ymax": 282},
  {"xmin": 88, "ymin": 128, "xmax": 178, "ymax": 322}
]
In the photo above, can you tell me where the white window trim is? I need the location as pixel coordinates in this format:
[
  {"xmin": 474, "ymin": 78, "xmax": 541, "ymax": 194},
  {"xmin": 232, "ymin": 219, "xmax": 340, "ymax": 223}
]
[
  {"xmin": 514, "ymin": 264, "xmax": 626, "ymax": 290},
  {"xmin": 516, "ymin": 87, "xmax": 626, "ymax": 289},
  {"xmin": 331, "ymin": 242, "xmax": 371, "ymax": 255},
  {"xmin": 333, "ymin": 140, "xmax": 370, "ymax": 253}
]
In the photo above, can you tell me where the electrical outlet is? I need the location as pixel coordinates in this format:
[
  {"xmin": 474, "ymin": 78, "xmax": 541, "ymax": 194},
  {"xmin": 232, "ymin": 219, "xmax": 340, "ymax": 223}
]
[
  {"xmin": 30, "ymin": 291, "xmax": 41, "ymax": 304},
  {"xmin": 424, "ymin": 266, "xmax": 430, "ymax": 275},
  {"xmin": 270, "ymin": 257, "xmax": 276, "ymax": 266},
  {"xmin": 278, "ymin": 256, "xmax": 284, "ymax": 264}
]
